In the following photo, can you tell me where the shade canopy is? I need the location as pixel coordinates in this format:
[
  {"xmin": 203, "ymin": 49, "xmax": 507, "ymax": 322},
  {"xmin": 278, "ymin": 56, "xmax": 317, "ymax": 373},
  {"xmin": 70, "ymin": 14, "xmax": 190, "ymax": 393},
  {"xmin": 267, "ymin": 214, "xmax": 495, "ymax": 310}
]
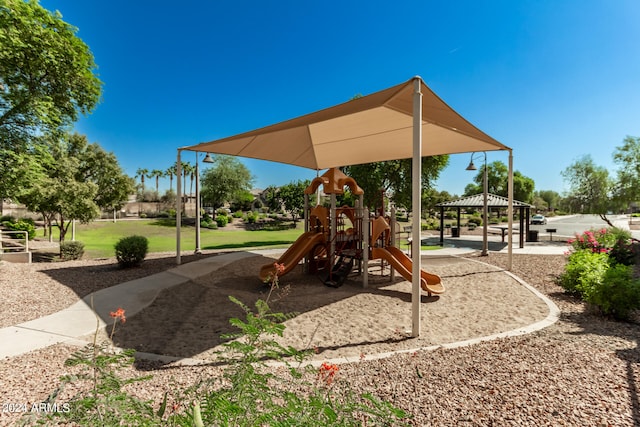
[{"xmin": 183, "ymin": 77, "xmax": 511, "ymax": 168}]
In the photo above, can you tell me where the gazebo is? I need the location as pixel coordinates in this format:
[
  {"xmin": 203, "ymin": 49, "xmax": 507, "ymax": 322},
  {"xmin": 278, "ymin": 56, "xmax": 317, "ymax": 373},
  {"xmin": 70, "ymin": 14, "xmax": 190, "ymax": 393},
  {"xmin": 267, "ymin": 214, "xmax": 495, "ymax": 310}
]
[{"xmin": 436, "ymin": 193, "xmax": 534, "ymax": 248}]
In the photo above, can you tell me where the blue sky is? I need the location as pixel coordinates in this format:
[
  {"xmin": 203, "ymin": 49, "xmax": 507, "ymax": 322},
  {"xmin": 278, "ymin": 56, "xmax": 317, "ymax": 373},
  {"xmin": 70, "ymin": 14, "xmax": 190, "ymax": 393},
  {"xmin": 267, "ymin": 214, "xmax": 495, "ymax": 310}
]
[{"xmin": 41, "ymin": 0, "xmax": 640, "ymax": 196}]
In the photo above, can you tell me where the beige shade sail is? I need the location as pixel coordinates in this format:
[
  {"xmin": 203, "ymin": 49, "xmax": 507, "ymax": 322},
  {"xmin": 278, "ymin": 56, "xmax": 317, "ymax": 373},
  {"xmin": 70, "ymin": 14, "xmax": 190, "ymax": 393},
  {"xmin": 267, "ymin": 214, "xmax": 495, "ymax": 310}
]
[
  {"xmin": 182, "ymin": 77, "xmax": 511, "ymax": 168},
  {"xmin": 177, "ymin": 76, "xmax": 514, "ymax": 338}
]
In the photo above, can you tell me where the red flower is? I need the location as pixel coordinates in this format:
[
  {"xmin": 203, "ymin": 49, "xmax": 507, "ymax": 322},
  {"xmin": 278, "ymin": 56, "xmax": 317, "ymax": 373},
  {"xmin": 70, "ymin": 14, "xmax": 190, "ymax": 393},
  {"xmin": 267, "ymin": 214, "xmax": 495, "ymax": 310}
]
[
  {"xmin": 110, "ymin": 307, "xmax": 126, "ymax": 324},
  {"xmin": 318, "ymin": 362, "xmax": 339, "ymax": 385},
  {"xmin": 274, "ymin": 262, "xmax": 285, "ymax": 275}
]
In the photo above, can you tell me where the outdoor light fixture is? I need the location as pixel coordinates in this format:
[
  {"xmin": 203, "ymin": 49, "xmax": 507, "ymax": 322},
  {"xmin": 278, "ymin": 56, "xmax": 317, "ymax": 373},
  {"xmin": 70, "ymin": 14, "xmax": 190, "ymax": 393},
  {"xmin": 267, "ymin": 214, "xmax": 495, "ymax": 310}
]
[
  {"xmin": 466, "ymin": 152, "xmax": 488, "ymax": 256},
  {"xmin": 195, "ymin": 152, "xmax": 214, "ymax": 254}
]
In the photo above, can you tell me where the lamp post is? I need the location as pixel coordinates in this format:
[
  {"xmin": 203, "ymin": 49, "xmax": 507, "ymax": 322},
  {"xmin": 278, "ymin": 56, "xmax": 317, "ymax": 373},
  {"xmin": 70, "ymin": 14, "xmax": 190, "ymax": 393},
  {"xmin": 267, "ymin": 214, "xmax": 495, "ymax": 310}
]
[
  {"xmin": 466, "ymin": 152, "xmax": 488, "ymax": 256},
  {"xmin": 195, "ymin": 152, "xmax": 214, "ymax": 254}
]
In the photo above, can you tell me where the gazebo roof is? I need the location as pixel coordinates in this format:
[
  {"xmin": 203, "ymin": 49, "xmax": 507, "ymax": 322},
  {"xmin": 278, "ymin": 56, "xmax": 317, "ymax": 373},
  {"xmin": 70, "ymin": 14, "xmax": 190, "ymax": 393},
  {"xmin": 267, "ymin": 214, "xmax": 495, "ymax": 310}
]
[{"xmin": 436, "ymin": 193, "xmax": 534, "ymax": 208}]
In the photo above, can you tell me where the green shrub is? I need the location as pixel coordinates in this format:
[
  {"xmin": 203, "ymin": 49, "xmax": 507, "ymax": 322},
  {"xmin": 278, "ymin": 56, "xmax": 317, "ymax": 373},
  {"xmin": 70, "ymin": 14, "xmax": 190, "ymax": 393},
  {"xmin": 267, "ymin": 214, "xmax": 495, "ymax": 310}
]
[
  {"xmin": 558, "ymin": 249, "xmax": 609, "ymax": 297},
  {"xmin": 0, "ymin": 215, "xmax": 15, "ymax": 223},
  {"xmin": 115, "ymin": 235, "xmax": 149, "ymax": 268},
  {"xmin": 588, "ymin": 263, "xmax": 640, "ymax": 320},
  {"xmin": 60, "ymin": 241, "xmax": 85, "ymax": 260},
  {"xmin": 2, "ymin": 219, "xmax": 36, "ymax": 240},
  {"xmin": 609, "ymin": 240, "xmax": 637, "ymax": 266},
  {"xmin": 233, "ymin": 210, "xmax": 244, "ymax": 218},
  {"xmin": 215, "ymin": 215, "xmax": 228, "ymax": 227},
  {"xmin": 467, "ymin": 216, "xmax": 483, "ymax": 226},
  {"xmin": 245, "ymin": 211, "xmax": 258, "ymax": 224}
]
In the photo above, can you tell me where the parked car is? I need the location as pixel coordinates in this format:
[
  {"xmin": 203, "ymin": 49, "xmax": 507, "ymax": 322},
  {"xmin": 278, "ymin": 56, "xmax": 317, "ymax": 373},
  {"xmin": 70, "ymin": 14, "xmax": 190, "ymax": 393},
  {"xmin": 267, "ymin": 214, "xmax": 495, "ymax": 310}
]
[{"xmin": 530, "ymin": 214, "xmax": 547, "ymax": 225}]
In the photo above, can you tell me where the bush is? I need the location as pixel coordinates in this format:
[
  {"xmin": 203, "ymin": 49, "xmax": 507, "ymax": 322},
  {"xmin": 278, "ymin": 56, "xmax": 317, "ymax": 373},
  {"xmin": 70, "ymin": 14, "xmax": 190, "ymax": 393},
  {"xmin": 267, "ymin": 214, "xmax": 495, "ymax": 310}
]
[
  {"xmin": 215, "ymin": 215, "xmax": 228, "ymax": 227},
  {"xmin": 115, "ymin": 235, "xmax": 149, "ymax": 268},
  {"xmin": 2, "ymin": 219, "xmax": 36, "ymax": 240},
  {"xmin": 233, "ymin": 210, "xmax": 244, "ymax": 218},
  {"xmin": 467, "ymin": 216, "xmax": 483, "ymax": 226},
  {"xmin": 558, "ymin": 249, "xmax": 609, "ymax": 297},
  {"xmin": 60, "ymin": 241, "xmax": 85, "ymax": 260},
  {"xmin": 567, "ymin": 227, "xmax": 630, "ymax": 254},
  {"xmin": 244, "ymin": 211, "xmax": 258, "ymax": 224},
  {"xmin": 589, "ymin": 264, "xmax": 640, "ymax": 320}
]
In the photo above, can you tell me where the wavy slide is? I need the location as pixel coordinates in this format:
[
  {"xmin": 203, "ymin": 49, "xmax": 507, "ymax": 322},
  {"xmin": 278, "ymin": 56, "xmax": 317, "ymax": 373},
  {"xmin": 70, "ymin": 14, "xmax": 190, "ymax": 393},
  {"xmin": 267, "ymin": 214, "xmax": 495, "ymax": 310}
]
[
  {"xmin": 259, "ymin": 231, "xmax": 326, "ymax": 282},
  {"xmin": 371, "ymin": 246, "xmax": 445, "ymax": 295}
]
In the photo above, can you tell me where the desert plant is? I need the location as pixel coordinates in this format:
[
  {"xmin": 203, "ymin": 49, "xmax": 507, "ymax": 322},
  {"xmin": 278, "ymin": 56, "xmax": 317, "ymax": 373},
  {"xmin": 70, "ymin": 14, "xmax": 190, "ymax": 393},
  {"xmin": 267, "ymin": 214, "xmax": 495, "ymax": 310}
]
[
  {"xmin": 172, "ymin": 264, "xmax": 409, "ymax": 426},
  {"xmin": 2, "ymin": 218, "xmax": 36, "ymax": 240},
  {"xmin": 114, "ymin": 235, "xmax": 149, "ymax": 268},
  {"xmin": 60, "ymin": 241, "xmax": 85, "ymax": 260},
  {"xmin": 558, "ymin": 249, "xmax": 609, "ymax": 297},
  {"xmin": 35, "ymin": 306, "xmax": 168, "ymax": 426},
  {"xmin": 588, "ymin": 263, "xmax": 640, "ymax": 320},
  {"xmin": 215, "ymin": 215, "xmax": 229, "ymax": 227}
]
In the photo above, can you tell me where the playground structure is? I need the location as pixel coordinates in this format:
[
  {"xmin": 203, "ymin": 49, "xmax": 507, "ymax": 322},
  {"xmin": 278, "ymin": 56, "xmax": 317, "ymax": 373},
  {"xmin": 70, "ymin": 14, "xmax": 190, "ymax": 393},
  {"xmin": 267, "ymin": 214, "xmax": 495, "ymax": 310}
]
[{"xmin": 259, "ymin": 168, "xmax": 444, "ymax": 296}]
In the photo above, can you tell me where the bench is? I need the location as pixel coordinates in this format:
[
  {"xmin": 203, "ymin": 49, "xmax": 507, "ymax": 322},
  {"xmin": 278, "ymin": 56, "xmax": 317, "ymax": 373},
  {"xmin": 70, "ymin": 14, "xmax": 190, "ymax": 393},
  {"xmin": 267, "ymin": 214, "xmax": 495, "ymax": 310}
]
[{"xmin": 545, "ymin": 228, "xmax": 557, "ymax": 241}]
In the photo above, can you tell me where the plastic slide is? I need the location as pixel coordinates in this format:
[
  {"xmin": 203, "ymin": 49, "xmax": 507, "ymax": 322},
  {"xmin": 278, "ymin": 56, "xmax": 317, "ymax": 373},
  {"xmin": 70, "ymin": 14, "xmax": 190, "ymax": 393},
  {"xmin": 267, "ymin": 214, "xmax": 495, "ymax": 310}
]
[
  {"xmin": 371, "ymin": 246, "xmax": 445, "ymax": 295},
  {"xmin": 259, "ymin": 231, "xmax": 326, "ymax": 282}
]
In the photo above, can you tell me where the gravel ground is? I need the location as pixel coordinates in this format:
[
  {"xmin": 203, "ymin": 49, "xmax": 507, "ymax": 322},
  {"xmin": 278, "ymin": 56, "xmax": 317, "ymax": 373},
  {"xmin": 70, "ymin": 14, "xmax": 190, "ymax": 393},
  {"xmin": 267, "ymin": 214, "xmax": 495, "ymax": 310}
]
[{"xmin": 1, "ymin": 247, "xmax": 639, "ymax": 426}]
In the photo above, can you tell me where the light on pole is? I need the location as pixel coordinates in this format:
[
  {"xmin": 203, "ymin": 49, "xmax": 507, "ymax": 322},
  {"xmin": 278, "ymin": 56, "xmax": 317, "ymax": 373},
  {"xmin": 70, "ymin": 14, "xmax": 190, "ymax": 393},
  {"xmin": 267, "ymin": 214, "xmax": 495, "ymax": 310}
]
[
  {"xmin": 195, "ymin": 152, "xmax": 214, "ymax": 254},
  {"xmin": 466, "ymin": 152, "xmax": 488, "ymax": 256}
]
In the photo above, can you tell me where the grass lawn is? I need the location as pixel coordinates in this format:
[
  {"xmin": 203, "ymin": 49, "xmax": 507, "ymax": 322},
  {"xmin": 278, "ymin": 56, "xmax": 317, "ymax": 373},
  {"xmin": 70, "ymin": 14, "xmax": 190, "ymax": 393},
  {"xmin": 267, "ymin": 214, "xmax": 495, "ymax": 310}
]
[
  {"xmin": 39, "ymin": 218, "xmax": 445, "ymax": 259},
  {"xmin": 44, "ymin": 219, "xmax": 305, "ymax": 259}
]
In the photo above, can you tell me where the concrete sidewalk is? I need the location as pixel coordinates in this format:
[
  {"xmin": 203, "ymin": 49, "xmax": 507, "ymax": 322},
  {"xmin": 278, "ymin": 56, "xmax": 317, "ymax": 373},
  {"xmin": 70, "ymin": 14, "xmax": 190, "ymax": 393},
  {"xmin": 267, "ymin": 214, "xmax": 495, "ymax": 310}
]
[
  {"xmin": 0, "ymin": 251, "xmax": 256, "ymax": 359},
  {"xmin": 1, "ymin": 242, "xmax": 565, "ymax": 360}
]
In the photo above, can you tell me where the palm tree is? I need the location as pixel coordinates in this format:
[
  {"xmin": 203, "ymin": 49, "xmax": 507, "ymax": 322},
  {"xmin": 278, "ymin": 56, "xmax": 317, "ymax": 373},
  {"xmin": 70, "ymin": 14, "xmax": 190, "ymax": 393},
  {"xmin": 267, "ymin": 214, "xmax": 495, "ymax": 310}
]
[
  {"xmin": 151, "ymin": 169, "xmax": 164, "ymax": 195},
  {"xmin": 166, "ymin": 165, "xmax": 176, "ymax": 191},
  {"xmin": 136, "ymin": 168, "xmax": 148, "ymax": 192},
  {"xmin": 180, "ymin": 162, "xmax": 193, "ymax": 214}
]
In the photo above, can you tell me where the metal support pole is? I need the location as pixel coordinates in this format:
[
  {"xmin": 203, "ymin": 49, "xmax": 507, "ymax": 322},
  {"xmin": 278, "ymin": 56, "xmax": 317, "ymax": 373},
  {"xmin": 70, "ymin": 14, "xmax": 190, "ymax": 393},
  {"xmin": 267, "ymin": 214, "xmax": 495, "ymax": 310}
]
[
  {"xmin": 195, "ymin": 153, "xmax": 202, "ymax": 254},
  {"xmin": 176, "ymin": 150, "xmax": 182, "ymax": 265},
  {"xmin": 411, "ymin": 77, "xmax": 422, "ymax": 338},
  {"xmin": 482, "ymin": 153, "xmax": 488, "ymax": 256}
]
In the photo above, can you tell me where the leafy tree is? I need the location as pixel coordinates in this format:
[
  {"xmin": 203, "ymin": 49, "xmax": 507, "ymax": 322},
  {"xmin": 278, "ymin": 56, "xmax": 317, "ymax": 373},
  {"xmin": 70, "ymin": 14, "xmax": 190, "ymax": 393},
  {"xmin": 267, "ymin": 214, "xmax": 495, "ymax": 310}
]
[
  {"xmin": 464, "ymin": 160, "xmax": 535, "ymax": 203},
  {"xmin": 342, "ymin": 155, "xmax": 449, "ymax": 211},
  {"xmin": 535, "ymin": 190, "xmax": 560, "ymax": 212},
  {"xmin": 422, "ymin": 189, "xmax": 453, "ymax": 218},
  {"xmin": 561, "ymin": 155, "xmax": 616, "ymax": 226},
  {"xmin": 263, "ymin": 185, "xmax": 281, "ymax": 212},
  {"xmin": 229, "ymin": 190, "xmax": 254, "ymax": 212},
  {"xmin": 19, "ymin": 133, "xmax": 132, "ymax": 242},
  {"xmin": 0, "ymin": 0, "xmax": 102, "ymax": 203},
  {"xmin": 612, "ymin": 136, "xmax": 640, "ymax": 206},
  {"xmin": 201, "ymin": 155, "xmax": 253, "ymax": 209},
  {"xmin": 277, "ymin": 180, "xmax": 309, "ymax": 222}
]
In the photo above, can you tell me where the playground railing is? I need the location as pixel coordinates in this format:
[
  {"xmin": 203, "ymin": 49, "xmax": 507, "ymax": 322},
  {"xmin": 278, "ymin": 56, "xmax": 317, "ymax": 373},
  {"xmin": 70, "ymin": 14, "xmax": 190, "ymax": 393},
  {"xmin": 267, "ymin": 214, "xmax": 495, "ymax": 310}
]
[{"xmin": 0, "ymin": 230, "xmax": 29, "ymax": 254}]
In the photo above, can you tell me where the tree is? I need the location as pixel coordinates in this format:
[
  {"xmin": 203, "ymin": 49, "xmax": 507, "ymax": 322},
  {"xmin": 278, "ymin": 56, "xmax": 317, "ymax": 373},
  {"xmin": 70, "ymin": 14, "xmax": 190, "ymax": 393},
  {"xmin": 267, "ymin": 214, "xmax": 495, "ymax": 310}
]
[
  {"xmin": 464, "ymin": 160, "xmax": 535, "ymax": 203},
  {"xmin": 535, "ymin": 190, "xmax": 561, "ymax": 212},
  {"xmin": 612, "ymin": 136, "xmax": 640, "ymax": 206},
  {"xmin": 200, "ymin": 155, "xmax": 253, "ymax": 209},
  {"xmin": 277, "ymin": 180, "xmax": 309, "ymax": 222},
  {"xmin": 135, "ymin": 168, "xmax": 148, "ymax": 195},
  {"xmin": 263, "ymin": 185, "xmax": 281, "ymax": 212},
  {"xmin": 0, "ymin": 0, "xmax": 102, "ymax": 202},
  {"xmin": 19, "ymin": 132, "xmax": 132, "ymax": 242},
  {"xmin": 343, "ymin": 155, "xmax": 449, "ymax": 211},
  {"xmin": 150, "ymin": 169, "xmax": 164, "ymax": 198},
  {"xmin": 166, "ymin": 165, "xmax": 176, "ymax": 191},
  {"xmin": 561, "ymin": 155, "xmax": 616, "ymax": 226}
]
